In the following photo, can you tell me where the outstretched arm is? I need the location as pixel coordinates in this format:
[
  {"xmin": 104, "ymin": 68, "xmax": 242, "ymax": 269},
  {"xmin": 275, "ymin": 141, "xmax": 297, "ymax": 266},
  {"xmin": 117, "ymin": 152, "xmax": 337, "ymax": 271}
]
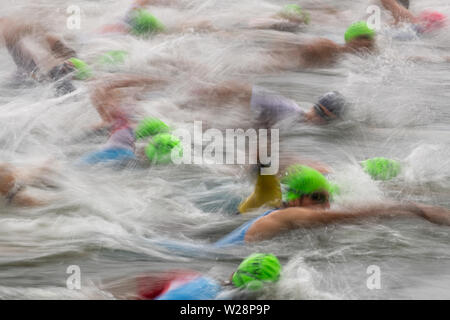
[
  {"xmin": 380, "ymin": 0, "xmax": 416, "ymax": 24},
  {"xmin": 90, "ymin": 74, "xmax": 168, "ymax": 124},
  {"xmin": 245, "ymin": 203, "xmax": 450, "ymax": 242}
]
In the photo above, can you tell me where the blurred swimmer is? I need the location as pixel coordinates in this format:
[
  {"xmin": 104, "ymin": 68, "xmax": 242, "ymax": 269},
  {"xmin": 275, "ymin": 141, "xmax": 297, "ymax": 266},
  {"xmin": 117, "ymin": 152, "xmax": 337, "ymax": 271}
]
[
  {"xmin": 80, "ymin": 74, "xmax": 182, "ymax": 166},
  {"xmin": 263, "ymin": 20, "xmax": 377, "ymax": 70},
  {"xmin": 380, "ymin": 0, "xmax": 447, "ymax": 35},
  {"xmin": 0, "ymin": 162, "xmax": 58, "ymax": 207},
  {"xmin": 215, "ymin": 165, "xmax": 450, "ymax": 246},
  {"xmin": 107, "ymin": 253, "xmax": 281, "ymax": 300},
  {"xmin": 194, "ymin": 81, "xmax": 347, "ymax": 128},
  {"xmin": 0, "ymin": 16, "xmax": 78, "ymax": 95}
]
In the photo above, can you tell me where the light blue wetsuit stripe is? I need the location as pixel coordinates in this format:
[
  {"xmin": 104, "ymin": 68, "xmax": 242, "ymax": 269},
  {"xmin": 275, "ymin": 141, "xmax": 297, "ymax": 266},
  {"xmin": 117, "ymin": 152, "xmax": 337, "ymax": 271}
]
[
  {"xmin": 214, "ymin": 210, "xmax": 276, "ymax": 247},
  {"xmin": 156, "ymin": 276, "xmax": 222, "ymax": 300},
  {"xmin": 80, "ymin": 147, "xmax": 136, "ymax": 165}
]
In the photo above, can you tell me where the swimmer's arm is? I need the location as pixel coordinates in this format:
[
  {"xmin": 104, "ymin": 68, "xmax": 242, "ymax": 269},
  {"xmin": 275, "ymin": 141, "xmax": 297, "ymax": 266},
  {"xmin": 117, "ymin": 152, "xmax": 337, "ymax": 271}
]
[
  {"xmin": 44, "ymin": 34, "xmax": 77, "ymax": 60},
  {"xmin": 244, "ymin": 206, "xmax": 401, "ymax": 242},
  {"xmin": 193, "ymin": 81, "xmax": 253, "ymax": 106},
  {"xmin": 134, "ymin": 0, "xmax": 178, "ymax": 7},
  {"xmin": 96, "ymin": 75, "xmax": 168, "ymax": 91},
  {"xmin": 266, "ymin": 38, "xmax": 342, "ymax": 71},
  {"xmin": 90, "ymin": 75, "xmax": 168, "ymax": 123},
  {"xmin": 172, "ymin": 19, "xmax": 218, "ymax": 33},
  {"xmin": 244, "ymin": 203, "xmax": 450, "ymax": 242},
  {"xmin": 11, "ymin": 192, "xmax": 49, "ymax": 207},
  {"xmin": 248, "ymin": 18, "xmax": 300, "ymax": 32},
  {"xmin": 380, "ymin": 0, "xmax": 416, "ymax": 24}
]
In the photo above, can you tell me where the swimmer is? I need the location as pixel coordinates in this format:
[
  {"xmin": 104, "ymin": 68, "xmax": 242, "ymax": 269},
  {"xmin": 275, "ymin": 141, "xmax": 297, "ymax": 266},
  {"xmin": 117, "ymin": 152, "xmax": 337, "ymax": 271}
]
[
  {"xmin": 380, "ymin": 0, "xmax": 447, "ymax": 35},
  {"xmin": 100, "ymin": 2, "xmax": 216, "ymax": 36},
  {"xmin": 0, "ymin": 16, "xmax": 78, "ymax": 95},
  {"xmin": 0, "ymin": 162, "xmax": 58, "ymax": 207},
  {"xmin": 265, "ymin": 21, "xmax": 377, "ymax": 70},
  {"xmin": 107, "ymin": 253, "xmax": 281, "ymax": 300},
  {"xmin": 215, "ymin": 165, "xmax": 450, "ymax": 246},
  {"xmin": 194, "ymin": 81, "xmax": 347, "ymax": 128},
  {"xmin": 80, "ymin": 74, "xmax": 181, "ymax": 166}
]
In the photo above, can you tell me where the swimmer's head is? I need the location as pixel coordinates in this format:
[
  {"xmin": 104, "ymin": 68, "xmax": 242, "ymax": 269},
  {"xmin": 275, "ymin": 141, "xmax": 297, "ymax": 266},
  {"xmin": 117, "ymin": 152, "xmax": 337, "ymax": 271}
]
[
  {"xmin": 281, "ymin": 165, "xmax": 331, "ymax": 209},
  {"xmin": 135, "ymin": 118, "xmax": 170, "ymax": 140},
  {"xmin": 67, "ymin": 58, "xmax": 93, "ymax": 80},
  {"xmin": 278, "ymin": 4, "xmax": 310, "ymax": 24},
  {"xmin": 128, "ymin": 9, "xmax": 165, "ymax": 36},
  {"xmin": 345, "ymin": 21, "xmax": 376, "ymax": 43},
  {"xmin": 361, "ymin": 157, "xmax": 401, "ymax": 181},
  {"xmin": 417, "ymin": 11, "xmax": 447, "ymax": 34},
  {"xmin": 344, "ymin": 21, "xmax": 376, "ymax": 52},
  {"xmin": 305, "ymin": 91, "xmax": 347, "ymax": 124},
  {"xmin": 145, "ymin": 133, "xmax": 183, "ymax": 165},
  {"xmin": 232, "ymin": 253, "xmax": 281, "ymax": 290}
]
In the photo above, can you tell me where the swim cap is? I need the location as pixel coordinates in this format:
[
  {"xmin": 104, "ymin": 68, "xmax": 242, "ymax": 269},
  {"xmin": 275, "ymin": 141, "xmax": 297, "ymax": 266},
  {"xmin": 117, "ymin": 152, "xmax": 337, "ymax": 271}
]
[
  {"xmin": 232, "ymin": 253, "xmax": 281, "ymax": 290},
  {"xmin": 314, "ymin": 91, "xmax": 346, "ymax": 120},
  {"xmin": 129, "ymin": 9, "xmax": 165, "ymax": 36},
  {"xmin": 361, "ymin": 157, "xmax": 401, "ymax": 181},
  {"xmin": 345, "ymin": 21, "xmax": 376, "ymax": 43},
  {"xmin": 67, "ymin": 58, "xmax": 93, "ymax": 80},
  {"xmin": 98, "ymin": 50, "xmax": 128, "ymax": 66},
  {"xmin": 417, "ymin": 11, "xmax": 447, "ymax": 34},
  {"xmin": 280, "ymin": 4, "xmax": 310, "ymax": 24},
  {"xmin": 135, "ymin": 118, "xmax": 170, "ymax": 139},
  {"xmin": 281, "ymin": 165, "xmax": 331, "ymax": 201},
  {"xmin": 145, "ymin": 133, "xmax": 183, "ymax": 164}
]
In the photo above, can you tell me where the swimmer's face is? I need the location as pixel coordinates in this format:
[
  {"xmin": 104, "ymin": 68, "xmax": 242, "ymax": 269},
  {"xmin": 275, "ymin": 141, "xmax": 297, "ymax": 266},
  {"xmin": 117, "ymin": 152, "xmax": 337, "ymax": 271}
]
[
  {"xmin": 305, "ymin": 108, "xmax": 327, "ymax": 125},
  {"xmin": 287, "ymin": 192, "xmax": 330, "ymax": 209}
]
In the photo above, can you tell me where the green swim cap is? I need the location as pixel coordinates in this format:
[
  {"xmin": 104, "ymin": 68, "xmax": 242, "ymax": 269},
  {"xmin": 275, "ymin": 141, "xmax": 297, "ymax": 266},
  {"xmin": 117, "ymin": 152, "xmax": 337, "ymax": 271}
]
[
  {"xmin": 135, "ymin": 118, "xmax": 170, "ymax": 140},
  {"xmin": 232, "ymin": 253, "xmax": 281, "ymax": 290},
  {"xmin": 145, "ymin": 133, "xmax": 183, "ymax": 164},
  {"xmin": 361, "ymin": 157, "xmax": 401, "ymax": 181},
  {"xmin": 280, "ymin": 4, "xmax": 310, "ymax": 24},
  {"xmin": 345, "ymin": 21, "xmax": 376, "ymax": 43},
  {"xmin": 281, "ymin": 165, "xmax": 331, "ymax": 201},
  {"xmin": 129, "ymin": 9, "xmax": 165, "ymax": 36},
  {"xmin": 98, "ymin": 50, "xmax": 128, "ymax": 66},
  {"xmin": 68, "ymin": 58, "xmax": 93, "ymax": 80}
]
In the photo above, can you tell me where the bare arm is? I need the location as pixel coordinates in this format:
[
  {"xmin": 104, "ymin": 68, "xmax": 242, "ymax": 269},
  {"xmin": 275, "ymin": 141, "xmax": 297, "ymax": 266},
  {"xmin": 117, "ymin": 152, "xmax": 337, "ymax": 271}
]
[
  {"xmin": 245, "ymin": 203, "xmax": 450, "ymax": 242},
  {"xmin": 266, "ymin": 38, "xmax": 342, "ymax": 71},
  {"xmin": 90, "ymin": 75, "xmax": 168, "ymax": 124},
  {"xmin": 192, "ymin": 80, "xmax": 253, "ymax": 106},
  {"xmin": 11, "ymin": 192, "xmax": 49, "ymax": 207},
  {"xmin": 380, "ymin": 0, "xmax": 416, "ymax": 24}
]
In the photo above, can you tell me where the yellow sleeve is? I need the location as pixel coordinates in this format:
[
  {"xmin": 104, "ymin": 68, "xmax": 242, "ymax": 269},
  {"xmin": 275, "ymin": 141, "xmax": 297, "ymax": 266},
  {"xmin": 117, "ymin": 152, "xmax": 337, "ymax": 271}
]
[{"xmin": 238, "ymin": 174, "xmax": 282, "ymax": 214}]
